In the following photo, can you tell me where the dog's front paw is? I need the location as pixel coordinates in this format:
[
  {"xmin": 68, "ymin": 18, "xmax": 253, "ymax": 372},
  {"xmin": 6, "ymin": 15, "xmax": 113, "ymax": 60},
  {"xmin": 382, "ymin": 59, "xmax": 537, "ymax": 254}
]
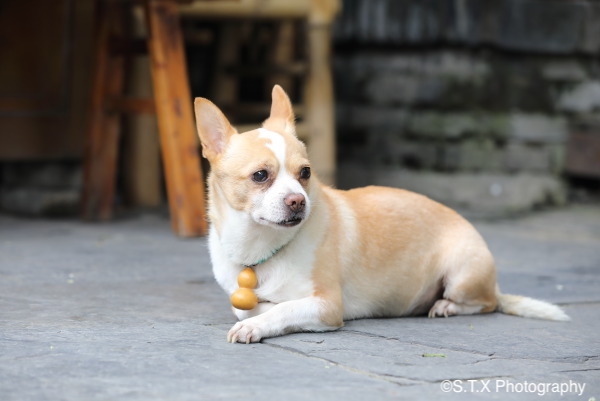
[{"xmin": 227, "ymin": 320, "xmax": 264, "ymax": 344}]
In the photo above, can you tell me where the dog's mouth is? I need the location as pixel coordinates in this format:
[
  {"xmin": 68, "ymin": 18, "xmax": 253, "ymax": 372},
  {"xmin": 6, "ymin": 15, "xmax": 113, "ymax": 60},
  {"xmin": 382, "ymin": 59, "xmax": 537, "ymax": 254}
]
[
  {"xmin": 277, "ymin": 216, "xmax": 303, "ymax": 227},
  {"xmin": 259, "ymin": 215, "xmax": 304, "ymax": 228}
]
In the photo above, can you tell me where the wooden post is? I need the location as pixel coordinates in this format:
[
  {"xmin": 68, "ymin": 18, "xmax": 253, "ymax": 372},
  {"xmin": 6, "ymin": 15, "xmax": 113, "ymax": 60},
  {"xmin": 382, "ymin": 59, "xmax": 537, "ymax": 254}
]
[
  {"xmin": 304, "ymin": 0, "xmax": 340, "ymax": 186},
  {"xmin": 305, "ymin": 23, "xmax": 336, "ymax": 185},
  {"xmin": 144, "ymin": 0, "xmax": 207, "ymax": 236},
  {"xmin": 212, "ymin": 22, "xmax": 240, "ymax": 113},
  {"xmin": 123, "ymin": 7, "xmax": 162, "ymax": 209},
  {"xmin": 267, "ymin": 21, "xmax": 296, "ymax": 98},
  {"xmin": 81, "ymin": 0, "xmax": 126, "ymax": 221}
]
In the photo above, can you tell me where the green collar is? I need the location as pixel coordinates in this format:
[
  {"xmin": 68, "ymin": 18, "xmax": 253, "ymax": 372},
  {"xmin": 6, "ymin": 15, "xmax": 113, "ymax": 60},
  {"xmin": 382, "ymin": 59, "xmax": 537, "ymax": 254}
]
[
  {"xmin": 244, "ymin": 243, "xmax": 287, "ymax": 267},
  {"xmin": 239, "ymin": 224, "xmax": 302, "ymax": 267}
]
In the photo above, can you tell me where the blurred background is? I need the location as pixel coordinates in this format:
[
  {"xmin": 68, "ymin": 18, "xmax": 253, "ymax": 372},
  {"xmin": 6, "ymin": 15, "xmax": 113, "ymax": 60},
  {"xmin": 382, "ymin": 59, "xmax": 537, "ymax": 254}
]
[{"xmin": 1, "ymin": 0, "xmax": 599, "ymax": 229}]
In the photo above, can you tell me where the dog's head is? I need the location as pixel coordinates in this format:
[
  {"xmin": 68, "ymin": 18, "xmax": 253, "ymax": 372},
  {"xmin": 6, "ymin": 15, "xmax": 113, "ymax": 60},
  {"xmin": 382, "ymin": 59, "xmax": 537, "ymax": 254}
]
[{"xmin": 194, "ymin": 85, "xmax": 313, "ymax": 232}]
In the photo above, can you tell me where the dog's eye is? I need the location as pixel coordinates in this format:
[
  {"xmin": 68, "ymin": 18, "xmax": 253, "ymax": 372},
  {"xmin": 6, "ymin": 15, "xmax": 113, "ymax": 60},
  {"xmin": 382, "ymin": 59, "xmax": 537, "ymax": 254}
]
[
  {"xmin": 299, "ymin": 166, "xmax": 311, "ymax": 180},
  {"xmin": 252, "ymin": 170, "xmax": 269, "ymax": 183}
]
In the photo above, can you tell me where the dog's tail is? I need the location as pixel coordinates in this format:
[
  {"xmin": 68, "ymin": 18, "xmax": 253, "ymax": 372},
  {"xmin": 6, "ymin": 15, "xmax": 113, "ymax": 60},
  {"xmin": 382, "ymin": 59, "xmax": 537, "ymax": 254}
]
[{"xmin": 496, "ymin": 287, "xmax": 570, "ymax": 321}]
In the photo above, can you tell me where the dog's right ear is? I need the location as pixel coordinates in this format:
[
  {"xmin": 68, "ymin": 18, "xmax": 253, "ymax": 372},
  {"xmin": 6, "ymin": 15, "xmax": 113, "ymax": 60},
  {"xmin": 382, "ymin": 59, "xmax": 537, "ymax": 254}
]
[{"xmin": 194, "ymin": 98, "xmax": 237, "ymax": 161}]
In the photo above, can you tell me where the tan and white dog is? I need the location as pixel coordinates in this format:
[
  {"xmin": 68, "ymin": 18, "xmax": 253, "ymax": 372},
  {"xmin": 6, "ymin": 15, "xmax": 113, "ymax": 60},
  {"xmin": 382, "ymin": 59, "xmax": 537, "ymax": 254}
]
[{"xmin": 194, "ymin": 85, "xmax": 569, "ymax": 344}]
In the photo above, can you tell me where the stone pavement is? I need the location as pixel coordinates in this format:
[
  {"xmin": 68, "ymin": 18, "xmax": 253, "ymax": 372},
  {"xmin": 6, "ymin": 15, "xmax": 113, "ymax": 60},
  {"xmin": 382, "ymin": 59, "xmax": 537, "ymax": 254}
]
[{"xmin": 1, "ymin": 206, "xmax": 599, "ymax": 400}]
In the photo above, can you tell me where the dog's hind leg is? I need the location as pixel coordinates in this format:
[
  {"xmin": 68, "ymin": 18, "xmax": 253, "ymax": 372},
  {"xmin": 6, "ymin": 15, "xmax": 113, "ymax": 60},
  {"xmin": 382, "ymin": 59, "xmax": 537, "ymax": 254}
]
[{"xmin": 428, "ymin": 250, "xmax": 498, "ymax": 318}]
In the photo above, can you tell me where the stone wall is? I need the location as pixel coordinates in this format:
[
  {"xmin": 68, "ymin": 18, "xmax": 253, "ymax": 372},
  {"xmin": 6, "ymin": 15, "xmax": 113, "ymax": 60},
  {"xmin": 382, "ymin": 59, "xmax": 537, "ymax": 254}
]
[
  {"xmin": 333, "ymin": 0, "xmax": 600, "ymax": 217},
  {"xmin": 0, "ymin": 162, "xmax": 81, "ymax": 216}
]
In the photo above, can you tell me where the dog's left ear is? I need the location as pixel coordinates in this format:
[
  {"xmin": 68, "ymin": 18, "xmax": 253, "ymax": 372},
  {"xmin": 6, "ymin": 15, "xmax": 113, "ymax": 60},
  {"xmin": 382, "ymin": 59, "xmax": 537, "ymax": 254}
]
[
  {"xmin": 263, "ymin": 85, "xmax": 296, "ymax": 136},
  {"xmin": 194, "ymin": 98, "xmax": 237, "ymax": 161}
]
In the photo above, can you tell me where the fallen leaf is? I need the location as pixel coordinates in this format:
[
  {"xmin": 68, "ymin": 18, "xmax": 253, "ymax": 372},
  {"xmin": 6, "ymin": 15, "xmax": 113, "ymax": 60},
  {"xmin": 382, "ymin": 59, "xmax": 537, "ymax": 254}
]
[{"xmin": 422, "ymin": 353, "xmax": 446, "ymax": 358}]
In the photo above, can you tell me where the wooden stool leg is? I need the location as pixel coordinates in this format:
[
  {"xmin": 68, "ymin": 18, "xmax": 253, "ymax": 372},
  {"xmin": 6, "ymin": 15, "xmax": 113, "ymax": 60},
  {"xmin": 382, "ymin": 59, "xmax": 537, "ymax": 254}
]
[
  {"xmin": 81, "ymin": 0, "xmax": 126, "ymax": 220},
  {"xmin": 144, "ymin": 0, "xmax": 207, "ymax": 237}
]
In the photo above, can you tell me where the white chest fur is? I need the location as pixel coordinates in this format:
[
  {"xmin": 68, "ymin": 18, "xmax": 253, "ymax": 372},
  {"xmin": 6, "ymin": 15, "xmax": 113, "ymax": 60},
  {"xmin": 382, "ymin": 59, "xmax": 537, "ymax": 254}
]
[{"xmin": 208, "ymin": 223, "xmax": 318, "ymax": 304}]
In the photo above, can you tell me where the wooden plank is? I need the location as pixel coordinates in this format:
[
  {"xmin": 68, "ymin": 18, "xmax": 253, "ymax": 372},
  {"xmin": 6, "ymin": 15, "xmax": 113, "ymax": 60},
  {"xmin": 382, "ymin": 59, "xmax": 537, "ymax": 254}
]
[
  {"xmin": 0, "ymin": 0, "xmax": 71, "ymax": 114},
  {"xmin": 0, "ymin": 0, "xmax": 94, "ymax": 160},
  {"xmin": 81, "ymin": 0, "xmax": 126, "ymax": 220},
  {"xmin": 109, "ymin": 37, "xmax": 148, "ymax": 55},
  {"xmin": 0, "ymin": 119, "xmax": 80, "ymax": 160},
  {"xmin": 144, "ymin": 0, "xmax": 207, "ymax": 237},
  {"xmin": 180, "ymin": 0, "xmax": 310, "ymax": 19},
  {"xmin": 105, "ymin": 96, "xmax": 156, "ymax": 114}
]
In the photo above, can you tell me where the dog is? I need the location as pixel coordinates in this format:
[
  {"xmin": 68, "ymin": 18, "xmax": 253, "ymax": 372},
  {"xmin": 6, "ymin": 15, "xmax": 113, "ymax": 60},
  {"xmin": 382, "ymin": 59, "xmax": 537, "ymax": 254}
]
[{"xmin": 193, "ymin": 85, "xmax": 569, "ymax": 344}]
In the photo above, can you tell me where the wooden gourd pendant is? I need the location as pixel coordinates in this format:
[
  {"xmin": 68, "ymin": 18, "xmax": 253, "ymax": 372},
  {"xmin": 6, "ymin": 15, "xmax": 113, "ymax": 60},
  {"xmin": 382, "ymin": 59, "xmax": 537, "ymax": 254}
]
[{"xmin": 230, "ymin": 267, "xmax": 258, "ymax": 310}]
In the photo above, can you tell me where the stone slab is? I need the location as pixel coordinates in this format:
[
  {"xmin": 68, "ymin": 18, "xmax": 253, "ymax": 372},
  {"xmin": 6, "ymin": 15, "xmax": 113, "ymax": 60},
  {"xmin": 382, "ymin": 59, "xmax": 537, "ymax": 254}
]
[{"xmin": 1, "ymin": 207, "xmax": 599, "ymax": 401}]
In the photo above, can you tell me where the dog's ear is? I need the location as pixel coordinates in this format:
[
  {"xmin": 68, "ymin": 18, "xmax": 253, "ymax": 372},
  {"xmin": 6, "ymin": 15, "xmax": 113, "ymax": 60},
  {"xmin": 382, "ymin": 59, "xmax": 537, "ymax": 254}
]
[
  {"xmin": 263, "ymin": 85, "xmax": 296, "ymax": 136},
  {"xmin": 194, "ymin": 98, "xmax": 237, "ymax": 160},
  {"xmin": 269, "ymin": 85, "xmax": 295, "ymax": 123}
]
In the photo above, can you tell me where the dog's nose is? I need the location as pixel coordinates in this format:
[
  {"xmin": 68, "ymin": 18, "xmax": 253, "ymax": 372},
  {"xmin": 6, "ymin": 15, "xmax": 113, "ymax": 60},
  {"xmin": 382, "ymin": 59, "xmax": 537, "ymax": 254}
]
[{"xmin": 284, "ymin": 193, "xmax": 306, "ymax": 213}]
